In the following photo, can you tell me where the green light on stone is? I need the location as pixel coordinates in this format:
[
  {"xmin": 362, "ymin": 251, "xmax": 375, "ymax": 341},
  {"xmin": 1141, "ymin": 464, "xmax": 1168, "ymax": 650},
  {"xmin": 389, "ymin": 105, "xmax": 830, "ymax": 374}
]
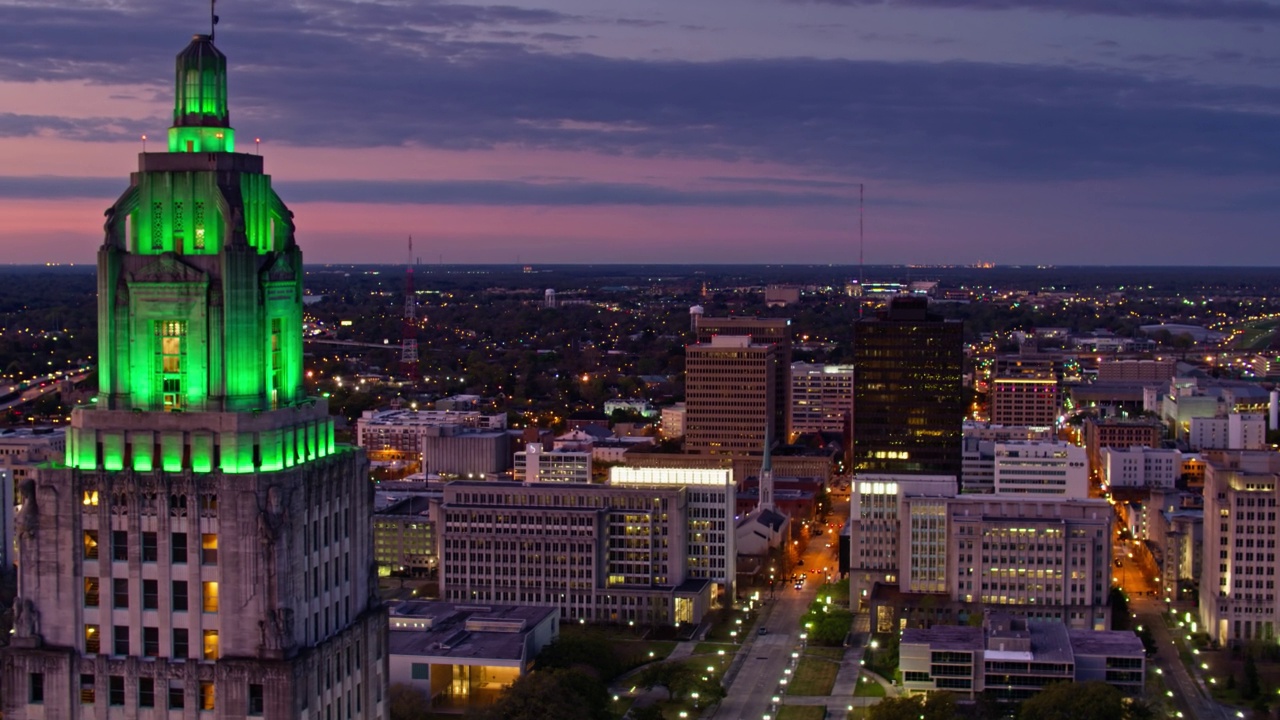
[
  {"xmin": 132, "ymin": 437, "xmax": 154, "ymax": 472},
  {"xmin": 192, "ymin": 435, "xmax": 214, "ymax": 473},
  {"xmin": 103, "ymin": 434, "xmax": 124, "ymax": 472}
]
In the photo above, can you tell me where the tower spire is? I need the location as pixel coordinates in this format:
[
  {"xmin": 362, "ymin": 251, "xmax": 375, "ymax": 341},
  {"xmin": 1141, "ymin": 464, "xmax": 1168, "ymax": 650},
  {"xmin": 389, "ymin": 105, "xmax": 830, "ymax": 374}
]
[
  {"xmin": 758, "ymin": 414, "xmax": 775, "ymax": 512},
  {"xmin": 211, "ymin": 0, "xmax": 219, "ymax": 41},
  {"xmin": 169, "ymin": 33, "xmax": 233, "ymax": 152}
]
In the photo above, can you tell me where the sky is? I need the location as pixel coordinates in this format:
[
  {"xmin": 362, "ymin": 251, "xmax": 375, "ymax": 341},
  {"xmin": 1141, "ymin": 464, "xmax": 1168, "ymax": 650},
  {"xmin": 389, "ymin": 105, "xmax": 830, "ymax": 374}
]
[{"xmin": 1, "ymin": 0, "xmax": 1279, "ymax": 265}]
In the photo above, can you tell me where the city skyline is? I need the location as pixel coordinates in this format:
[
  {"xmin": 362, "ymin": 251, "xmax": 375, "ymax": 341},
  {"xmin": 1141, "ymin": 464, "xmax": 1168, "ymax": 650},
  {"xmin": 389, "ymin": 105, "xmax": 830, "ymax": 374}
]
[{"xmin": 2, "ymin": 0, "xmax": 1279, "ymax": 265}]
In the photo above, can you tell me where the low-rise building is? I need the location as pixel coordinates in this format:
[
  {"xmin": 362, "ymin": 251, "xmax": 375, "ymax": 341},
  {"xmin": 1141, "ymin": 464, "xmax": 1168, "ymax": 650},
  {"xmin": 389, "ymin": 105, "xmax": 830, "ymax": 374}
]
[
  {"xmin": 388, "ymin": 601, "xmax": 558, "ymax": 712},
  {"xmin": 661, "ymin": 403, "xmax": 687, "ymax": 439},
  {"xmin": 357, "ymin": 408, "xmax": 507, "ymax": 459},
  {"xmin": 900, "ymin": 613, "xmax": 1144, "ymax": 701},
  {"xmin": 422, "ymin": 426, "xmax": 511, "ymax": 479}
]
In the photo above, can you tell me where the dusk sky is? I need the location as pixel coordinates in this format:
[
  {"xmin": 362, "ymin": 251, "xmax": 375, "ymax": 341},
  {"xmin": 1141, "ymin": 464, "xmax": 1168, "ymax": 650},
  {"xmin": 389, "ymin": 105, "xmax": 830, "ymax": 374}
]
[{"xmin": 2, "ymin": 0, "xmax": 1279, "ymax": 265}]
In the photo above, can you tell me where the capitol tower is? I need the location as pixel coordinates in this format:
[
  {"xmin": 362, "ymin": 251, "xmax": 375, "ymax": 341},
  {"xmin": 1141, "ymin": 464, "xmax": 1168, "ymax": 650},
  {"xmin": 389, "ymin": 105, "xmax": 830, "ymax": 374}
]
[{"xmin": 1, "ymin": 32, "xmax": 387, "ymax": 719}]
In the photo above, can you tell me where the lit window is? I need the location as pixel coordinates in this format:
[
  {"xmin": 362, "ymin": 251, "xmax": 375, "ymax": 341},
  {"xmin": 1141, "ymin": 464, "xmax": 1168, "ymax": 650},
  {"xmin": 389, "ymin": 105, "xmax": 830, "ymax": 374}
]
[
  {"xmin": 203, "ymin": 630, "xmax": 219, "ymax": 660},
  {"xmin": 202, "ymin": 582, "xmax": 218, "ymax": 613}
]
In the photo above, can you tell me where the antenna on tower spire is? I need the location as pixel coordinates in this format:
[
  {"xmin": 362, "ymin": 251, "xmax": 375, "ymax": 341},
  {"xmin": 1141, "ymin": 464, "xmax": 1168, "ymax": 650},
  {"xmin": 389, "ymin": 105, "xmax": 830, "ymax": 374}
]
[{"xmin": 210, "ymin": 0, "xmax": 220, "ymax": 41}]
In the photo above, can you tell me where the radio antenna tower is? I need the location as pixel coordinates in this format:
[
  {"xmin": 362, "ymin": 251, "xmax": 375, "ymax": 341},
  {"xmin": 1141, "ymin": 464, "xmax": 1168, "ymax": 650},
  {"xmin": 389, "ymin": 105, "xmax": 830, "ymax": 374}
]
[
  {"xmin": 400, "ymin": 235, "xmax": 419, "ymax": 383},
  {"xmin": 858, "ymin": 183, "xmax": 865, "ymax": 319}
]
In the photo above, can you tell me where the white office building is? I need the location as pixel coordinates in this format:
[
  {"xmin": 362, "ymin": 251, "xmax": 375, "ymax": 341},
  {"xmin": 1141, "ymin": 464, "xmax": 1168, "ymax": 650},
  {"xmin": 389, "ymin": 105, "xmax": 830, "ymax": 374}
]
[
  {"xmin": 992, "ymin": 441, "xmax": 1088, "ymax": 498},
  {"xmin": 1102, "ymin": 447, "xmax": 1183, "ymax": 489},
  {"xmin": 514, "ymin": 443, "xmax": 592, "ymax": 483},
  {"xmin": 609, "ymin": 467, "xmax": 736, "ymax": 599}
]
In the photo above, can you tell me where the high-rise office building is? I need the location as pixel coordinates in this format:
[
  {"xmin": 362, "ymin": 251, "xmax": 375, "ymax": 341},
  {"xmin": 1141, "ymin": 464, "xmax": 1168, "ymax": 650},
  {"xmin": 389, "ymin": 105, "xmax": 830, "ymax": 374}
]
[
  {"xmin": 790, "ymin": 363, "xmax": 855, "ymax": 434},
  {"xmin": 693, "ymin": 316, "xmax": 792, "ymax": 441},
  {"xmin": 853, "ymin": 297, "xmax": 964, "ymax": 478},
  {"xmin": 1, "ymin": 34, "xmax": 386, "ymax": 719},
  {"xmin": 684, "ymin": 336, "xmax": 780, "ymax": 458}
]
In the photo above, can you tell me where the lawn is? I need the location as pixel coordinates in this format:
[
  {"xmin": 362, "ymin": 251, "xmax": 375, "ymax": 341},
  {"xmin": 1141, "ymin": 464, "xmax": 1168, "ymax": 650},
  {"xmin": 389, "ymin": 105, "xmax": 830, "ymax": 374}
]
[
  {"xmin": 806, "ymin": 647, "xmax": 846, "ymax": 661},
  {"xmin": 778, "ymin": 705, "xmax": 829, "ymax": 720},
  {"xmin": 854, "ymin": 674, "xmax": 886, "ymax": 697},
  {"xmin": 786, "ymin": 657, "xmax": 840, "ymax": 696},
  {"xmin": 693, "ymin": 642, "xmax": 737, "ymax": 657}
]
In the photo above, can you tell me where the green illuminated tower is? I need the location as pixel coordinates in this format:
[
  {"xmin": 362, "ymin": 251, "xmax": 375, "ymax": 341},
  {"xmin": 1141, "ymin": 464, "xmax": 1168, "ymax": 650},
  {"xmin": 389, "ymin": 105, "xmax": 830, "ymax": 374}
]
[{"xmin": 2, "ymin": 35, "xmax": 388, "ymax": 720}]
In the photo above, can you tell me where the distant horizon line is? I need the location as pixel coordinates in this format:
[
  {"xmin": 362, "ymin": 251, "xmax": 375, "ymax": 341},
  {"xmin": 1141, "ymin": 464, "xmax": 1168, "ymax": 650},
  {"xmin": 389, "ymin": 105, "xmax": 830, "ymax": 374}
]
[{"xmin": 12, "ymin": 263, "xmax": 1280, "ymax": 270}]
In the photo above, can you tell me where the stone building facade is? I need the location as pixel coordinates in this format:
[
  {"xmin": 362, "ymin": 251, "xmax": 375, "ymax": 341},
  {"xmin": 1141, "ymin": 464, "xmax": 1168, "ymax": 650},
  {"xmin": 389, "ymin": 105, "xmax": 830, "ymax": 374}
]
[{"xmin": 0, "ymin": 33, "xmax": 386, "ymax": 720}]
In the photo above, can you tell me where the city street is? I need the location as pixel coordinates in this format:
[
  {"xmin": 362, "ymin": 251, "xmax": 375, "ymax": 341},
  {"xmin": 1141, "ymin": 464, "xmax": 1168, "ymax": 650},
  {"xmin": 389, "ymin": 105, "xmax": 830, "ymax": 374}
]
[
  {"xmin": 714, "ymin": 534, "xmax": 837, "ymax": 720},
  {"xmin": 1133, "ymin": 596, "xmax": 1228, "ymax": 720}
]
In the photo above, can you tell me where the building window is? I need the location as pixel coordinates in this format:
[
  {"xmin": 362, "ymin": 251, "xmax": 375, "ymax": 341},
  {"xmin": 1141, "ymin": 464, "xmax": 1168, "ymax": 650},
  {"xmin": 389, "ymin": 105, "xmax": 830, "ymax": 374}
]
[
  {"xmin": 156, "ymin": 320, "xmax": 187, "ymax": 411},
  {"xmin": 202, "ymin": 581, "xmax": 219, "ymax": 612},
  {"xmin": 83, "ymin": 530, "xmax": 99, "ymax": 559},
  {"xmin": 143, "ymin": 531, "xmax": 158, "ymax": 562},
  {"xmin": 84, "ymin": 577, "xmax": 100, "ymax": 607},
  {"xmin": 144, "ymin": 579, "xmax": 159, "ymax": 610},
  {"xmin": 172, "ymin": 531, "xmax": 188, "ymax": 563},
  {"xmin": 113, "ymin": 625, "xmax": 129, "ymax": 656},
  {"xmin": 411, "ymin": 663, "xmax": 429, "ymax": 680},
  {"xmin": 173, "ymin": 580, "xmax": 189, "ymax": 612},
  {"xmin": 144, "ymin": 627, "xmax": 160, "ymax": 657},
  {"xmin": 139, "ymin": 678, "xmax": 155, "ymax": 708},
  {"xmin": 173, "ymin": 628, "xmax": 189, "ymax": 659},
  {"xmin": 200, "ymin": 681, "xmax": 215, "ymax": 710},
  {"xmin": 169, "ymin": 681, "xmax": 185, "ymax": 709},
  {"xmin": 248, "ymin": 683, "xmax": 264, "ymax": 715},
  {"xmin": 270, "ymin": 317, "xmax": 283, "ymax": 409},
  {"xmin": 113, "ymin": 578, "xmax": 129, "ymax": 608},
  {"xmin": 202, "ymin": 534, "xmax": 218, "ymax": 564},
  {"xmin": 112, "ymin": 530, "xmax": 128, "ymax": 561},
  {"xmin": 81, "ymin": 674, "xmax": 95, "ymax": 704},
  {"xmin": 109, "ymin": 676, "xmax": 125, "ymax": 706},
  {"xmin": 85, "ymin": 624, "xmax": 100, "ymax": 654},
  {"xmin": 29, "ymin": 672, "xmax": 43, "ymax": 704},
  {"xmin": 203, "ymin": 630, "xmax": 219, "ymax": 660}
]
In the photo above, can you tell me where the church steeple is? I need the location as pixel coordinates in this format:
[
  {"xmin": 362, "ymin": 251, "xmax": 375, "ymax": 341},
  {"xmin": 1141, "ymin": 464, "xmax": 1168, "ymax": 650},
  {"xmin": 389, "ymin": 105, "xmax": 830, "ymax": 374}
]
[
  {"xmin": 169, "ymin": 34, "xmax": 234, "ymax": 153},
  {"xmin": 758, "ymin": 417, "xmax": 775, "ymax": 512}
]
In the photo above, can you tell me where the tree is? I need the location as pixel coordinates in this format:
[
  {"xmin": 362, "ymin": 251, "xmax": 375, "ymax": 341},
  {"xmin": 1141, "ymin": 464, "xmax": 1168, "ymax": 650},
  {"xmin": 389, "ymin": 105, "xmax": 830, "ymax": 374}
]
[
  {"xmin": 868, "ymin": 692, "xmax": 960, "ymax": 720},
  {"xmin": 388, "ymin": 683, "xmax": 431, "ymax": 720},
  {"xmin": 1243, "ymin": 653, "xmax": 1261, "ymax": 700},
  {"xmin": 630, "ymin": 705, "xmax": 665, "ymax": 720},
  {"xmin": 1018, "ymin": 681, "xmax": 1124, "ymax": 720},
  {"xmin": 470, "ymin": 669, "xmax": 611, "ymax": 720}
]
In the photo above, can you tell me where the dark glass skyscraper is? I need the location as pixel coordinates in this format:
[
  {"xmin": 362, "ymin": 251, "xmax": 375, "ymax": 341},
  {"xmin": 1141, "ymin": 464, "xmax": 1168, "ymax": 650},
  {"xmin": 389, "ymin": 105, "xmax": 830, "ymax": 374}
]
[{"xmin": 853, "ymin": 296, "xmax": 963, "ymax": 478}]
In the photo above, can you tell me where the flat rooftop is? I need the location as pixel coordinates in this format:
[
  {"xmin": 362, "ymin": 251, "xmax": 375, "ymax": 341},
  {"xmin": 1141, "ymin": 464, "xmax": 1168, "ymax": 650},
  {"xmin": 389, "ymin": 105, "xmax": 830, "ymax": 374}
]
[
  {"xmin": 1067, "ymin": 628, "xmax": 1145, "ymax": 656},
  {"xmin": 902, "ymin": 625, "xmax": 983, "ymax": 652},
  {"xmin": 388, "ymin": 601, "xmax": 557, "ymax": 663}
]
